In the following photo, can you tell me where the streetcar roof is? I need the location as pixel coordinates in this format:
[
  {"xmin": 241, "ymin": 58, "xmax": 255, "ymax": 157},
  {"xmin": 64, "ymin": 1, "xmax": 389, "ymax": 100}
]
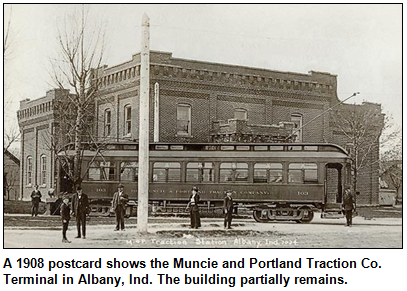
[
  {"xmin": 58, "ymin": 142, "xmax": 348, "ymax": 158},
  {"xmin": 62, "ymin": 149, "xmax": 348, "ymax": 160}
]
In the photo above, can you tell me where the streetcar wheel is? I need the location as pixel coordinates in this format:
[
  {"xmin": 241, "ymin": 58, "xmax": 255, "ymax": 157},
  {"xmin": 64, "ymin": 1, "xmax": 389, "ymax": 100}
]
[
  {"xmin": 253, "ymin": 210, "xmax": 268, "ymax": 223},
  {"xmin": 298, "ymin": 208, "xmax": 314, "ymax": 223}
]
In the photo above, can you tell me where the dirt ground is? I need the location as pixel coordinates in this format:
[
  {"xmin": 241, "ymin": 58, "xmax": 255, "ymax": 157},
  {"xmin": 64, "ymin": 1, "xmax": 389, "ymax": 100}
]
[{"xmin": 3, "ymin": 209, "xmax": 402, "ymax": 248}]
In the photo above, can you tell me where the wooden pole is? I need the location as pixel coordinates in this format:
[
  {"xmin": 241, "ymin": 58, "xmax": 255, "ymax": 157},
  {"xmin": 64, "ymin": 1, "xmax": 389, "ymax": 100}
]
[
  {"xmin": 137, "ymin": 13, "xmax": 150, "ymax": 234},
  {"xmin": 154, "ymin": 82, "xmax": 159, "ymax": 142}
]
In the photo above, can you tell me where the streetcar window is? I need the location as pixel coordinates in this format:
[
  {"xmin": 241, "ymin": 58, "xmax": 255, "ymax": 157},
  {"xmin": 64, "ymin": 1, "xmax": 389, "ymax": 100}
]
[
  {"xmin": 123, "ymin": 144, "xmax": 138, "ymax": 150},
  {"xmin": 269, "ymin": 145, "xmax": 284, "ymax": 151},
  {"xmin": 186, "ymin": 162, "xmax": 214, "ymax": 183},
  {"xmin": 288, "ymin": 146, "xmax": 302, "ymax": 151},
  {"xmin": 120, "ymin": 162, "xmax": 138, "ymax": 182},
  {"xmin": 269, "ymin": 164, "xmax": 283, "ymax": 183},
  {"xmin": 253, "ymin": 163, "xmax": 267, "ymax": 183},
  {"xmin": 236, "ymin": 146, "xmax": 250, "ymax": 151},
  {"xmin": 106, "ymin": 144, "xmax": 117, "ymax": 150},
  {"xmin": 254, "ymin": 146, "xmax": 268, "ymax": 151},
  {"xmin": 254, "ymin": 163, "xmax": 283, "ymax": 183},
  {"xmin": 88, "ymin": 163, "xmax": 100, "ymax": 181},
  {"xmin": 88, "ymin": 161, "xmax": 116, "ymax": 181},
  {"xmin": 304, "ymin": 145, "xmax": 318, "ymax": 151},
  {"xmin": 152, "ymin": 162, "xmax": 181, "ymax": 183},
  {"xmin": 220, "ymin": 162, "xmax": 248, "ymax": 183},
  {"xmin": 155, "ymin": 145, "xmax": 169, "ymax": 150},
  {"xmin": 304, "ymin": 163, "xmax": 318, "ymax": 183},
  {"xmin": 288, "ymin": 163, "xmax": 318, "ymax": 184},
  {"xmin": 170, "ymin": 145, "xmax": 184, "ymax": 150},
  {"xmin": 221, "ymin": 146, "xmax": 235, "ymax": 151}
]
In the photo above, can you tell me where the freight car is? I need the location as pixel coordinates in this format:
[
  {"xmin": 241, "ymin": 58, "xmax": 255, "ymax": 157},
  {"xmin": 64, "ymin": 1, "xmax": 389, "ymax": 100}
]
[{"xmin": 57, "ymin": 142, "xmax": 350, "ymax": 223}]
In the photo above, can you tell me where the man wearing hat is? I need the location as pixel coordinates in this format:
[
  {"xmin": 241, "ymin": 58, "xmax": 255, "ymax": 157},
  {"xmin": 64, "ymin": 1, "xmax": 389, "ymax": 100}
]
[
  {"xmin": 60, "ymin": 194, "xmax": 71, "ymax": 243},
  {"xmin": 71, "ymin": 185, "xmax": 89, "ymax": 239},
  {"xmin": 112, "ymin": 184, "xmax": 129, "ymax": 231},
  {"xmin": 186, "ymin": 187, "xmax": 201, "ymax": 229},
  {"xmin": 30, "ymin": 185, "xmax": 42, "ymax": 217},
  {"xmin": 223, "ymin": 190, "xmax": 234, "ymax": 229},
  {"xmin": 342, "ymin": 185, "xmax": 356, "ymax": 227}
]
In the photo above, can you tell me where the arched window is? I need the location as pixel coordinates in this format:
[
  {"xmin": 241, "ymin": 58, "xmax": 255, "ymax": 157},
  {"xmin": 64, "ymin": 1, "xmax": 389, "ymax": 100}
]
[
  {"xmin": 291, "ymin": 113, "xmax": 303, "ymax": 142},
  {"xmin": 26, "ymin": 157, "xmax": 33, "ymax": 185},
  {"xmin": 40, "ymin": 155, "xmax": 47, "ymax": 186},
  {"xmin": 124, "ymin": 105, "xmax": 131, "ymax": 136},
  {"xmin": 104, "ymin": 109, "xmax": 111, "ymax": 137},
  {"xmin": 176, "ymin": 104, "xmax": 191, "ymax": 136},
  {"xmin": 234, "ymin": 108, "xmax": 248, "ymax": 120}
]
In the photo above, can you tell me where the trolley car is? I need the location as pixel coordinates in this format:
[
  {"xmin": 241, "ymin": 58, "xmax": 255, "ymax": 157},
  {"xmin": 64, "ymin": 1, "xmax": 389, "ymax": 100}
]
[{"xmin": 58, "ymin": 142, "xmax": 350, "ymax": 223}]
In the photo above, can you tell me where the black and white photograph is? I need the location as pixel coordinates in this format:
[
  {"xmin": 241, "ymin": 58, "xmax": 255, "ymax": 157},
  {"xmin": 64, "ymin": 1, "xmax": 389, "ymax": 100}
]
[{"xmin": 3, "ymin": 4, "xmax": 402, "ymax": 249}]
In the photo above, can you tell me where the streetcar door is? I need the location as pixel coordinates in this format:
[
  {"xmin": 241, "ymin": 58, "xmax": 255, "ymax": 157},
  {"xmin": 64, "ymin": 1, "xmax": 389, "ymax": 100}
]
[{"xmin": 325, "ymin": 163, "xmax": 343, "ymax": 204}]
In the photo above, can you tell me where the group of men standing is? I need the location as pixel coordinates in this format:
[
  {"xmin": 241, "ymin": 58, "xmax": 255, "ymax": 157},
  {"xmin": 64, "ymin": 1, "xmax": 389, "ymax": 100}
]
[
  {"xmin": 55, "ymin": 183, "xmax": 356, "ymax": 243},
  {"xmin": 60, "ymin": 184, "xmax": 128, "ymax": 243}
]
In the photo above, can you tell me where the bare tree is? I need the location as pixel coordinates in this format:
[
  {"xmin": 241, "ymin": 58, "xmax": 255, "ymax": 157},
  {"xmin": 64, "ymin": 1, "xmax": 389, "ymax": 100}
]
[
  {"xmin": 49, "ymin": 5, "xmax": 106, "ymax": 188},
  {"xmin": 4, "ymin": 4, "xmax": 20, "ymax": 155},
  {"xmin": 4, "ymin": 160, "xmax": 19, "ymax": 201},
  {"xmin": 380, "ymin": 137, "xmax": 402, "ymax": 203},
  {"xmin": 331, "ymin": 103, "xmax": 386, "ymax": 196},
  {"xmin": 4, "ymin": 5, "xmax": 13, "ymax": 61},
  {"xmin": 3, "ymin": 123, "xmax": 20, "ymax": 155}
]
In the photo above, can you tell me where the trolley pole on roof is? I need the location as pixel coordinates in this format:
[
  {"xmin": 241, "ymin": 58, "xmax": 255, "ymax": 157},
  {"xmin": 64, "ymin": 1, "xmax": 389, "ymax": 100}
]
[{"xmin": 138, "ymin": 13, "xmax": 150, "ymax": 234}]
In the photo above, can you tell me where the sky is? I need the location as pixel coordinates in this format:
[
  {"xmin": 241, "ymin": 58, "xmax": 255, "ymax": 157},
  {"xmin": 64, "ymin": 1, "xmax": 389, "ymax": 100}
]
[{"xmin": 3, "ymin": 4, "xmax": 402, "ymax": 142}]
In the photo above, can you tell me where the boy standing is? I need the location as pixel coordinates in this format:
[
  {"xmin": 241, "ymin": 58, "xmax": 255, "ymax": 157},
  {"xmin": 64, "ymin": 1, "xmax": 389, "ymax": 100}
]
[{"xmin": 60, "ymin": 195, "xmax": 71, "ymax": 243}]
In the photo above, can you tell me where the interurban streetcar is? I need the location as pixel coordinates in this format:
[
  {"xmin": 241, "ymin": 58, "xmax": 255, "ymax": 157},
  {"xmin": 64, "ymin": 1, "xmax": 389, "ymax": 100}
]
[{"xmin": 58, "ymin": 142, "xmax": 350, "ymax": 223}]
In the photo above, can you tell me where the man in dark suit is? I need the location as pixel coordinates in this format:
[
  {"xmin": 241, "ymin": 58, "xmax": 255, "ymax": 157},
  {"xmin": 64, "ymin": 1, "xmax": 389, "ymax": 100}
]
[
  {"xmin": 343, "ymin": 185, "xmax": 356, "ymax": 227},
  {"xmin": 30, "ymin": 185, "xmax": 42, "ymax": 217},
  {"xmin": 186, "ymin": 186, "xmax": 201, "ymax": 229},
  {"xmin": 112, "ymin": 184, "xmax": 128, "ymax": 231},
  {"xmin": 60, "ymin": 195, "xmax": 71, "ymax": 243},
  {"xmin": 223, "ymin": 190, "xmax": 234, "ymax": 229},
  {"xmin": 71, "ymin": 186, "xmax": 89, "ymax": 239}
]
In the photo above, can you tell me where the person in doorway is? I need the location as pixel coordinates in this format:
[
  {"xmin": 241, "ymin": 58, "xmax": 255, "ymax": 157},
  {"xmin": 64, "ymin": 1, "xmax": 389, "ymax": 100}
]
[
  {"xmin": 342, "ymin": 185, "xmax": 356, "ymax": 227},
  {"xmin": 60, "ymin": 194, "xmax": 71, "ymax": 243},
  {"xmin": 30, "ymin": 185, "xmax": 42, "ymax": 217},
  {"xmin": 112, "ymin": 184, "xmax": 128, "ymax": 231},
  {"xmin": 223, "ymin": 190, "xmax": 234, "ymax": 229},
  {"xmin": 186, "ymin": 187, "xmax": 201, "ymax": 229},
  {"xmin": 71, "ymin": 186, "xmax": 89, "ymax": 239}
]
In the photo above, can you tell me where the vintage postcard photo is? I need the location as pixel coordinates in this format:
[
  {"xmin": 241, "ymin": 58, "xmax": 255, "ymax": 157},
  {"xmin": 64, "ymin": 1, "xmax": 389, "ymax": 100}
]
[{"xmin": 3, "ymin": 4, "xmax": 402, "ymax": 248}]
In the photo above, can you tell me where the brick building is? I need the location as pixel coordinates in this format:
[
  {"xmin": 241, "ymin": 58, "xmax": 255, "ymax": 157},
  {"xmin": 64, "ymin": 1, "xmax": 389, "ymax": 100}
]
[
  {"xmin": 4, "ymin": 149, "xmax": 20, "ymax": 200},
  {"xmin": 17, "ymin": 51, "xmax": 382, "ymax": 204},
  {"xmin": 17, "ymin": 89, "xmax": 72, "ymax": 200},
  {"xmin": 93, "ymin": 51, "xmax": 336, "ymax": 145}
]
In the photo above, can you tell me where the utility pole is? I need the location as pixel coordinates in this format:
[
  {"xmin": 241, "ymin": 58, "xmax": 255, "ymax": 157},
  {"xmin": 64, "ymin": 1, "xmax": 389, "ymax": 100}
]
[
  {"xmin": 137, "ymin": 13, "xmax": 150, "ymax": 234},
  {"xmin": 154, "ymin": 82, "xmax": 159, "ymax": 142}
]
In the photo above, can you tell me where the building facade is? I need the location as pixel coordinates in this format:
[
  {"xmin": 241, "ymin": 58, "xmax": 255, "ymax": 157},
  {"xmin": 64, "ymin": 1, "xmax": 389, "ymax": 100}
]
[
  {"xmin": 17, "ymin": 89, "xmax": 70, "ymax": 200},
  {"xmin": 18, "ymin": 51, "xmax": 382, "ymax": 204},
  {"xmin": 93, "ymin": 51, "xmax": 336, "ymax": 145}
]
